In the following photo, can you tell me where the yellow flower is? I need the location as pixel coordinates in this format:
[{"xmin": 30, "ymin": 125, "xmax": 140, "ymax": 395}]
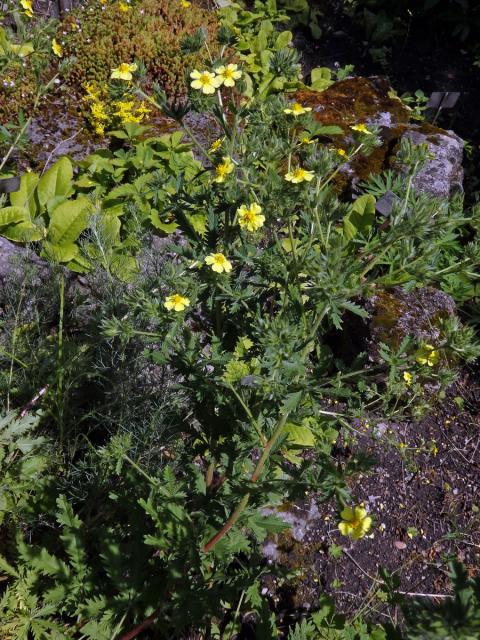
[
  {"xmin": 20, "ymin": 0, "xmax": 33, "ymax": 17},
  {"xmin": 285, "ymin": 167, "xmax": 315, "ymax": 183},
  {"xmin": 403, "ymin": 371, "xmax": 413, "ymax": 385},
  {"xmin": 205, "ymin": 252, "xmax": 233, "ymax": 274},
  {"xmin": 213, "ymin": 156, "xmax": 234, "ymax": 183},
  {"xmin": 350, "ymin": 123, "xmax": 372, "ymax": 135},
  {"xmin": 180, "ymin": 0, "xmax": 191, "ymax": 5},
  {"xmin": 337, "ymin": 148, "xmax": 347, "ymax": 156},
  {"xmin": 301, "ymin": 137, "xmax": 314, "ymax": 145},
  {"xmin": 237, "ymin": 203, "xmax": 265, "ymax": 232},
  {"xmin": 190, "ymin": 69, "xmax": 222, "ymax": 95},
  {"xmin": 52, "ymin": 38, "xmax": 63, "ymax": 57},
  {"xmin": 164, "ymin": 293, "xmax": 190, "ymax": 312},
  {"xmin": 110, "ymin": 62, "xmax": 137, "ymax": 81},
  {"xmin": 118, "ymin": 1, "xmax": 130, "ymax": 11},
  {"xmin": 215, "ymin": 63, "xmax": 242, "ymax": 88},
  {"xmin": 209, "ymin": 138, "xmax": 224, "ymax": 153},
  {"xmin": 338, "ymin": 506, "xmax": 372, "ymax": 539},
  {"xmin": 284, "ymin": 102, "xmax": 312, "ymax": 116},
  {"xmin": 415, "ymin": 344, "xmax": 440, "ymax": 367}
]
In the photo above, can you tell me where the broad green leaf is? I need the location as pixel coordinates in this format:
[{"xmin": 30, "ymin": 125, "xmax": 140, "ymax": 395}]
[
  {"xmin": 67, "ymin": 253, "xmax": 92, "ymax": 273},
  {"xmin": 275, "ymin": 30, "xmax": 292, "ymax": 49},
  {"xmin": 10, "ymin": 171, "xmax": 40, "ymax": 217},
  {"xmin": 37, "ymin": 157, "xmax": 73, "ymax": 208},
  {"xmin": 48, "ymin": 197, "xmax": 92, "ymax": 245},
  {"xmin": 285, "ymin": 422, "xmax": 315, "ymax": 447},
  {"xmin": 42, "ymin": 241, "xmax": 79, "ymax": 263},
  {"xmin": 1, "ymin": 221, "xmax": 43, "ymax": 242},
  {"xmin": 310, "ymin": 67, "xmax": 334, "ymax": 91},
  {"xmin": 343, "ymin": 194, "xmax": 376, "ymax": 241},
  {"xmin": 110, "ymin": 253, "xmax": 139, "ymax": 282},
  {"xmin": 186, "ymin": 213, "xmax": 207, "ymax": 236},
  {"xmin": 99, "ymin": 214, "xmax": 121, "ymax": 245},
  {"xmin": 0, "ymin": 206, "xmax": 29, "ymax": 227}
]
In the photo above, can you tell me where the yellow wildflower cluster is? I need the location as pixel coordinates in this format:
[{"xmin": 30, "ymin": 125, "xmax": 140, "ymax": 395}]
[
  {"xmin": 83, "ymin": 82, "xmax": 150, "ymax": 136},
  {"xmin": 83, "ymin": 83, "xmax": 109, "ymax": 136},
  {"xmin": 113, "ymin": 100, "xmax": 150, "ymax": 124}
]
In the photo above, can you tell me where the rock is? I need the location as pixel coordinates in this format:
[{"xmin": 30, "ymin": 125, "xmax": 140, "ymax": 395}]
[
  {"xmin": 366, "ymin": 286, "xmax": 457, "ymax": 362},
  {"xmin": 0, "ymin": 237, "xmax": 48, "ymax": 286},
  {"xmin": 295, "ymin": 76, "xmax": 464, "ymax": 198},
  {"xmin": 404, "ymin": 128, "xmax": 464, "ymax": 198}
]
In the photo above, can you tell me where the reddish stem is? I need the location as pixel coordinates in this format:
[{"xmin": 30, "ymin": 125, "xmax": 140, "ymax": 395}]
[{"xmin": 117, "ymin": 606, "xmax": 162, "ymax": 640}]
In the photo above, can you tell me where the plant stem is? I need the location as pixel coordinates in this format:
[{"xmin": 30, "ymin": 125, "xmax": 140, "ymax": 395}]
[
  {"xmin": 6, "ymin": 279, "xmax": 26, "ymax": 412},
  {"xmin": 203, "ymin": 305, "xmax": 330, "ymax": 553},
  {"xmin": 226, "ymin": 382, "xmax": 266, "ymax": 445},
  {"xmin": 57, "ymin": 273, "xmax": 65, "ymax": 445}
]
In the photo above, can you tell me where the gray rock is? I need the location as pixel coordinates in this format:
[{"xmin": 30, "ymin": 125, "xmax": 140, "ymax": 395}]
[
  {"xmin": 404, "ymin": 128, "xmax": 464, "ymax": 199},
  {"xmin": 0, "ymin": 237, "xmax": 49, "ymax": 286}
]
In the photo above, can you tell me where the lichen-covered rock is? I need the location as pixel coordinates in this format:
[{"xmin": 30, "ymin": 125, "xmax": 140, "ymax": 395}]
[
  {"xmin": 404, "ymin": 128, "xmax": 464, "ymax": 198},
  {"xmin": 366, "ymin": 286, "xmax": 457, "ymax": 362},
  {"xmin": 295, "ymin": 77, "xmax": 464, "ymax": 199}
]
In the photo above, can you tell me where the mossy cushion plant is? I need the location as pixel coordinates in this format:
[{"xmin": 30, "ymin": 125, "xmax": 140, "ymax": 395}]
[{"xmin": 59, "ymin": 0, "xmax": 220, "ymax": 99}]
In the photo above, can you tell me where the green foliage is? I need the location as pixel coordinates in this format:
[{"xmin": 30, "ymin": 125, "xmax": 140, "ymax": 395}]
[
  {"xmin": 0, "ymin": 3, "xmax": 479, "ymax": 638},
  {"xmin": 0, "ymin": 157, "xmax": 94, "ymax": 266},
  {"xmin": 0, "ymin": 130, "xmax": 203, "ymax": 278},
  {"xmin": 0, "ymin": 411, "xmax": 49, "ymax": 525}
]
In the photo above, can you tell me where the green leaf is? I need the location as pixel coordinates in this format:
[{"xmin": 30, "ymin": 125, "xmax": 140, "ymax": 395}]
[
  {"xmin": 310, "ymin": 67, "xmax": 334, "ymax": 91},
  {"xmin": 282, "ymin": 390, "xmax": 303, "ymax": 414},
  {"xmin": 48, "ymin": 197, "xmax": 92, "ymax": 245},
  {"xmin": 42, "ymin": 241, "xmax": 79, "ymax": 263},
  {"xmin": 284, "ymin": 422, "xmax": 315, "ymax": 447},
  {"xmin": 37, "ymin": 157, "xmax": 73, "ymax": 208},
  {"xmin": 343, "ymin": 194, "xmax": 376, "ymax": 241},
  {"xmin": 150, "ymin": 210, "xmax": 178, "ymax": 234},
  {"xmin": 275, "ymin": 30, "xmax": 292, "ymax": 49},
  {"xmin": 0, "ymin": 206, "xmax": 29, "ymax": 227},
  {"xmin": 250, "ymin": 514, "xmax": 290, "ymax": 533},
  {"xmin": 10, "ymin": 42, "xmax": 34, "ymax": 57},
  {"xmin": 10, "ymin": 171, "xmax": 40, "ymax": 217}
]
